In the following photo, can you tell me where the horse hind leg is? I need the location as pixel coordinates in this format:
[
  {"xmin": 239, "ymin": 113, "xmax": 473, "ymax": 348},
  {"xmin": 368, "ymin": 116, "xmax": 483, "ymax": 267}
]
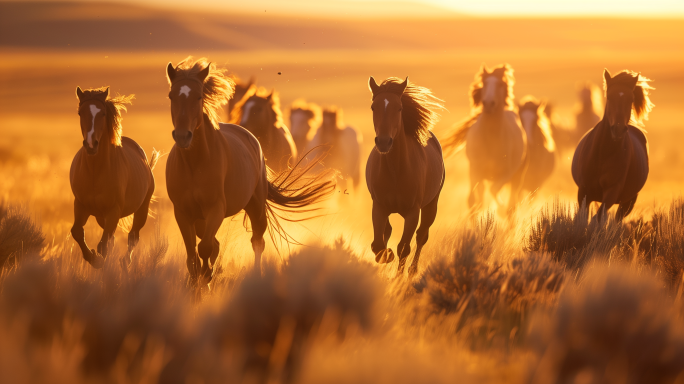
[
  {"xmin": 409, "ymin": 190, "xmax": 441, "ymax": 277},
  {"xmin": 616, "ymin": 195, "xmax": 638, "ymax": 222},
  {"xmin": 123, "ymin": 192, "xmax": 153, "ymax": 270},
  {"xmin": 245, "ymin": 190, "xmax": 268, "ymax": 275},
  {"xmin": 468, "ymin": 172, "xmax": 484, "ymax": 213}
]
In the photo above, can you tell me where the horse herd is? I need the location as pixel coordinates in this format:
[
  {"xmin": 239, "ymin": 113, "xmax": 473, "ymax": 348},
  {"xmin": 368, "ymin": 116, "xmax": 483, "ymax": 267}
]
[{"xmin": 69, "ymin": 57, "xmax": 654, "ymax": 284}]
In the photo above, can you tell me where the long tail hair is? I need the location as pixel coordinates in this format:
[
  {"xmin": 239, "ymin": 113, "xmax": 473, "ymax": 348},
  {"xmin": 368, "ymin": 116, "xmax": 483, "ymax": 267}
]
[
  {"xmin": 442, "ymin": 114, "xmax": 479, "ymax": 156},
  {"xmin": 264, "ymin": 147, "xmax": 337, "ymax": 245}
]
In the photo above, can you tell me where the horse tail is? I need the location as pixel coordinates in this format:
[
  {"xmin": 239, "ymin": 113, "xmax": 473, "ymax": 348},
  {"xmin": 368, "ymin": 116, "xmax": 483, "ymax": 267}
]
[
  {"xmin": 148, "ymin": 148, "xmax": 161, "ymax": 171},
  {"xmin": 264, "ymin": 147, "xmax": 336, "ymax": 244},
  {"xmin": 442, "ymin": 114, "xmax": 479, "ymax": 156}
]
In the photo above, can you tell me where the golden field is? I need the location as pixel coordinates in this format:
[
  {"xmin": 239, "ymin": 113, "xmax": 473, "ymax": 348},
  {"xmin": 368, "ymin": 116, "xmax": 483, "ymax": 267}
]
[{"xmin": 1, "ymin": 2, "xmax": 684, "ymax": 383}]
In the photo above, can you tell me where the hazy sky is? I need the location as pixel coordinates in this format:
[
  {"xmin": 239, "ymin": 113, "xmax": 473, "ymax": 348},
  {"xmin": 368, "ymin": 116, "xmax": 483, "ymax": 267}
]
[{"xmin": 32, "ymin": 0, "xmax": 684, "ymax": 17}]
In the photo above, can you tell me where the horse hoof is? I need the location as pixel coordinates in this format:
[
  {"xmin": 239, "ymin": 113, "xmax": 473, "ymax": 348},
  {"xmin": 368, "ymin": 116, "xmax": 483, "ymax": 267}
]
[
  {"xmin": 88, "ymin": 249, "xmax": 105, "ymax": 269},
  {"xmin": 375, "ymin": 249, "xmax": 394, "ymax": 264},
  {"xmin": 408, "ymin": 264, "xmax": 418, "ymax": 277},
  {"xmin": 120, "ymin": 256, "xmax": 131, "ymax": 272}
]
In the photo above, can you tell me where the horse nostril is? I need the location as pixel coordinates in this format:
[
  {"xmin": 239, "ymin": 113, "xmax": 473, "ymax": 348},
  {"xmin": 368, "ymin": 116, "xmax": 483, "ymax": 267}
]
[
  {"xmin": 171, "ymin": 131, "xmax": 176, "ymax": 139},
  {"xmin": 92, "ymin": 140, "xmax": 98, "ymax": 147},
  {"xmin": 387, "ymin": 138, "xmax": 393, "ymax": 147},
  {"xmin": 186, "ymin": 131, "xmax": 193, "ymax": 140},
  {"xmin": 374, "ymin": 137, "xmax": 380, "ymax": 146}
]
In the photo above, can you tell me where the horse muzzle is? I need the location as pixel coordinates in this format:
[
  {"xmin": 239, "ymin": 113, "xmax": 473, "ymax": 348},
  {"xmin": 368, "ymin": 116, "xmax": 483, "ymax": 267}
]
[
  {"xmin": 482, "ymin": 100, "xmax": 497, "ymax": 114},
  {"xmin": 374, "ymin": 137, "xmax": 393, "ymax": 154},
  {"xmin": 83, "ymin": 140, "xmax": 99, "ymax": 155},
  {"xmin": 172, "ymin": 130, "xmax": 193, "ymax": 149}
]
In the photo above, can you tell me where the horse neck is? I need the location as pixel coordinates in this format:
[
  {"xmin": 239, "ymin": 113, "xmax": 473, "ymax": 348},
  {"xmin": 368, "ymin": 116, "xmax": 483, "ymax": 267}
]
[
  {"xmin": 83, "ymin": 133, "xmax": 115, "ymax": 171},
  {"xmin": 384, "ymin": 124, "xmax": 411, "ymax": 170},
  {"xmin": 480, "ymin": 109, "xmax": 506, "ymax": 135},
  {"xmin": 182, "ymin": 113, "xmax": 213, "ymax": 165}
]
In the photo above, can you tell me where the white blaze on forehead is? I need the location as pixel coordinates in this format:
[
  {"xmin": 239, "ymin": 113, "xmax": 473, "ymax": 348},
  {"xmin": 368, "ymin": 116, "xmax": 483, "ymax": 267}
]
[
  {"xmin": 241, "ymin": 101, "xmax": 256, "ymax": 125},
  {"xmin": 87, "ymin": 104, "xmax": 101, "ymax": 148},
  {"xmin": 179, "ymin": 85, "xmax": 191, "ymax": 97},
  {"xmin": 619, "ymin": 92, "xmax": 624, "ymax": 96},
  {"xmin": 482, "ymin": 76, "xmax": 499, "ymax": 101},
  {"xmin": 520, "ymin": 110, "xmax": 536, "ymax": 143},
  {"xmin": 384, "ymin": 98, "xmax": 389, "ymax": 110}
]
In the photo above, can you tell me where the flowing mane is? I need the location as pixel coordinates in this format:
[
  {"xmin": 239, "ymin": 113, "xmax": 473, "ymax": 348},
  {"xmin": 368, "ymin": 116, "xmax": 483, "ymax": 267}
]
[
  {"xmin": 168, "ymin": 56, "xmax": 235, "ymax": 129},
  {"xmin": 604, "ymin": 70, "xmax": 655, "ymax": 127},
  {"xmin": 76, "ymin": 87, "xmax": 133, "ymax": 147},
  {"xmin": 470, "ymin": 64, "xmax": 516, "ymax": 110},
  {"xmin": 372, "ymin": 77, "xmax": 444, "ymax": 146},
  {"xmin": 230, "ymin": 86, "xmax": 287, "ymax": 131}
]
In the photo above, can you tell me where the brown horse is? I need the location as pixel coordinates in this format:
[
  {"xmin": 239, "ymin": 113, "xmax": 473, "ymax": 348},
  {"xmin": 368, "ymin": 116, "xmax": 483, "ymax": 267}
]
[
  {"xmin": 165, "ymin": 57, "xmax": 335, "ymax": 284},
  {"xmin": 226, "ymin": 76, "xmax": 254, "ymax": 116},
  {"xmin": 366, "ymin": 76, "xmax": 445, "ymax": 276},
  {"xmin": 230, "ymin": 86, "xmax": 298, "ymax": 172},
  {"xmin": 518, "ymin": 96, "xmax": 556, "ymax": 198},
  {"xmin": 70, "ymin": 87, "xmax": 158, "ymax": 269},
  {"xmin": 572, "ymin": 69, "xmax": 653, "ymax": 222},
  {"xmin": 445, "ymin": 64, "xmax": 527, "ymax": 214},
  {"xmin": 306, "ymin": 107, "xmax": 362, "ymax": 189},
  {"xmin": 289, "ymin": 98, "xmax": 321, "ymax": 152}
]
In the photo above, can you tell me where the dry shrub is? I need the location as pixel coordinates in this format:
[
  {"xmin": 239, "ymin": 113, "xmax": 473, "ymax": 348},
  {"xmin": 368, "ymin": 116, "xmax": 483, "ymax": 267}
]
[
  {"xmin": 0, "ymin": 241, "xmax": 380, "ymax": 384},
  {"xmin": 651, "ymin": 198, "xmax": 684, "ymax": 287},
  {"xmin": 0, "ymin": 202, "xmax": 45, "ymax": 268},
  {"xmin": 526, "ymin": 198, "xmax": 627, "ymax": 270},
  {"xmin": 414, "ymin": 216, "xmax": 565, "ymax": 348},
  {"xmin": 528, "ymin": 266, "xmax": 684, "ymax": 384}
]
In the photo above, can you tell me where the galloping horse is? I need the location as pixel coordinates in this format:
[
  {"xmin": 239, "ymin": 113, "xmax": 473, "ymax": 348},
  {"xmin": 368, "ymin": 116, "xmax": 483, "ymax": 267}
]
[
  {"xmin": 70, "ymin": 87, "xmax": 158, "ymax": 269},
  {"xmin": 572, "ymin": 69, "xmax": 653, "ymax": 222},
  {"xmin": 307, "ymin": 107, "xmax": 362, "ymax": 189},
  {"xmin": 289, "ymin": 99, "xmax": 321, "ymax": 153},
  {"xmin": 518, "ymin": 96, "xmax": 556, "ymax": 198},
  {"xmin": 366, "ymin": 76, "xmax": 445, "ymax": 276},
  {"xmin": 226, "ymin": 76, "xmax": 255, "ymax": 116},
  {"xmin": 444, "ymin": 64, "xmax": 527, "ymax": 214},
  {"xmin": 230, "ymin": 86, "xmax": 298, "ymax": 172},
  {"xmin": 165, "ymin": 57, "xmax": 335, "ymax": 284}
]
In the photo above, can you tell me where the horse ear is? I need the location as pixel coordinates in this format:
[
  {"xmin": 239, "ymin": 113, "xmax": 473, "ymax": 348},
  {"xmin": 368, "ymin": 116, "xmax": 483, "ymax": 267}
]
[
  {"xmin": 398, "ymin": 76, "xmax": 409, "ymax": 94},
  {"xmin": 167, "ymin": 63, "xmax": 176, "ymax": 82},
  {"xmin": 631, "ymin": 73, "xmax": 641, "ymax": 89},
  {"xmin": 248, "ymin": 76, "xmax": 256, "ymax": 86},
  {"xmin": 198, "ymin": 64, "xmax": 211, "ymax": 82},
  {"xmin": 76, "ymin": 86, "xmax": 84, "ymax": 100},
  {"xmin": 267, "ymin": 89, "xmax": 274, "ymax": 101},
  {"xmin": 102, "ymin": 87, "xmax": 109, "ymax": 100},
  {"xmin": 603, "ymin": 68, "xmax": 612, "ymax": 84},
  {"xmin": 481, "ymin": 64, "xmax": 490, "ymax": 76},
  {"xmin": 368, "ymin": 76, "xmax": 380, "ymax": 95}
]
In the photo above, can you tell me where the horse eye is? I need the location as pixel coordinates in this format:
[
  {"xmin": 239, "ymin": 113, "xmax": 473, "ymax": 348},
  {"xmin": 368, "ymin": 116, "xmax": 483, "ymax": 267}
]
[
  {"xmin": 197, "ymin": 97, "xmax": 202, "ymax": 101},
  {"xmin": 370, "ymin": 106, "xmax": 374, "ymax": 111}
]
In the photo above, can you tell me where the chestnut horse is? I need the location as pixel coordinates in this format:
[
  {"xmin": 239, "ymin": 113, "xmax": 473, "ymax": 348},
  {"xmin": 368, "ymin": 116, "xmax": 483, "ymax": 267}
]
[
  {"xmin": 367, "ymin": 77, "xmax": 445, "ymax": 276},
  {"xmin": 572, "ymin": 69, "xmax": 653, "ymax": 222},
  {"xmin": 518, "ymin": 96, "xmax": 556, "ymax": 198},
  {"xmin": 289, "ymin": 99, "xmax": 321, "ymax": 152},
  {"xmin": 165, "ymin": 57, "xmax": 335, "ymax": 284},
  {"xmin": 230, "ymin": 86, "xmax": 298, "ymax": 172},
  {"xmin": 444, "ymin": 64, "xmax": 527, "ymax": 214},
  {"xmin": 306, "ymin": 107, "xmax": 362, "ymax": 190},
  {"xmin": 226, "ymin": 76, "xmax": 255, "ymax": 116},
  {"xmin": 70, "ymin": 87, "xmax": 158, "ymax": 269}
]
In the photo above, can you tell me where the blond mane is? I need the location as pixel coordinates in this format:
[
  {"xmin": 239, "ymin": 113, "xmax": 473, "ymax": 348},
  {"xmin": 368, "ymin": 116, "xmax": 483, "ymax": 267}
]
[
  {"xmin": 76, "ymin": 87, "xmax": 133, "ymax": 147},
  {"xmin": 168, "ymin": 56, "xmax": 235, "ymax": 129},
  {"xmin": 373, "ymin": 77, "xmax": 444, "ymax": 146}
]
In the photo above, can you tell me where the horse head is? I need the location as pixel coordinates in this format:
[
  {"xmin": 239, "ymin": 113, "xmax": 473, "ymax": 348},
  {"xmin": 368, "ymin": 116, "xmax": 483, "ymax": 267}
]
[
  {"xmin": 76, "ymin": 86, "xmax": 108, "ymax": 155},
  {"xmin": 167, "ymin": 62, "xmax": 211, "ymax": 149},
  {"xmin": 518, "ymin": 96, "xmax": 545, "ymax": 144},
  {"xmin": 480, "ymin": 66, "xmax": 510, "ymax": 114},
  {"xmin": 368, "ymin": 76, "xmax": 408, "ymax": 154},
  {"xmin": 289, "ymin": 99, "xmax": 319, "ymax": 143},
  {"xmin": 603, "ymin": 69, "xmax": 640, "ymax": 141},
  {"xmin": 239, "ymin": 89, "xmax": 278, "ymax": 135}
]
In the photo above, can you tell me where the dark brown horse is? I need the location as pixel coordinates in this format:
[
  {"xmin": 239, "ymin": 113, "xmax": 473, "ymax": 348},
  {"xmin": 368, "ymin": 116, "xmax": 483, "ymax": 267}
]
[
  {"xmin": 572, "ymin": 69, "xmax": 654, "ymax": 221},
  {"xmin": 165, "ymin": 57, "xmax": 335, "ymax": 285},
  {"xmin": 226, "ymin": 76, "xmax": 255, "ymax": 116},
  {"xmin": 289, "ymin": 98, "xmax": 321, "ymax": 153},
  {"xmin": 306, "ymin": 107, "xmax": 362, "ymax": 190},
  {"xmin": 70, "ymin": 87, "xmax": 158, "ymax": 269},
  {"xmin": 230, "ymin": 86, "xmax": 298, "ymax": 172},
  {"xmin": 366, "ymin": 77, "xmax": 445, "ymax": 276},
  {"xmin": 444, "ymin": 64, "xmax": 527, "ymax": 214},
  {"xmin": 518, "ymin": 96, "xmax": 556, "ymax": 198}
]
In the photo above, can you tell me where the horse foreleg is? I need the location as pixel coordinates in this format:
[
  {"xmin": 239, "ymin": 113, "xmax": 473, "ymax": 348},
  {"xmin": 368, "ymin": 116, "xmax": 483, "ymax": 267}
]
[
  {"xmin": 198, "ymin": 203, "xmax": 225, "ymax": 285},
  {"xmin": 71, "ymin": 200, "xmax": 103, "ymax": 269},
  {"xmin": 371, "ymin": 203, "xmax": 393, "ymax": 264},
  {"xmin": 98, "ymin": 208, "xmax": 121, "ymax": 261},
  {"xmin": 507, "ymin": 164, "xmax": 526, "ymax": 216},
  {"xmin": 397, "ymin": 209, "xmax": 420, "ymax": 275},
  {"xmin": 195, "ymin": 220, "xmax": 220, "ymax": 268},
  {"xmin": 174, "ymin": 208, "xmax": 200, "ymax": 283},
  {"xmin": 468, "ymin": 171, "xmax": 484, "ymax": 213}
]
